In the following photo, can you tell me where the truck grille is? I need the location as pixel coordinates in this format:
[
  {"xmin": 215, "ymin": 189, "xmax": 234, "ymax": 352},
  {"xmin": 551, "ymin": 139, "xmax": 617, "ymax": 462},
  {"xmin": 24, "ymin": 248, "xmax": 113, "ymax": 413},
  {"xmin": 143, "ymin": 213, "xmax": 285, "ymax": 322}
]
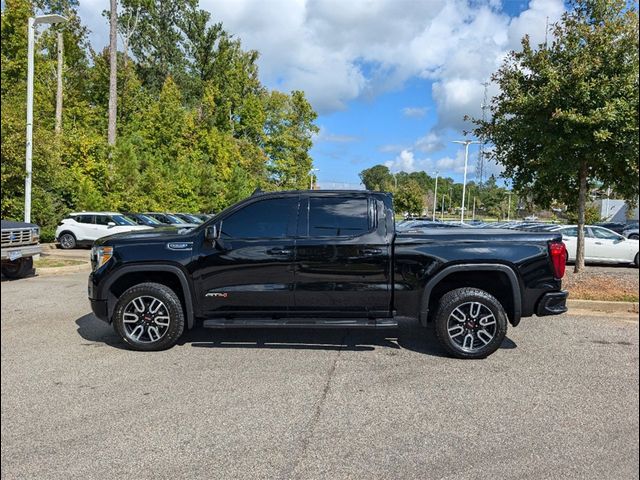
[{"xmin": 1, "ymin": 228, "xmax": 33, "ymax": 247}]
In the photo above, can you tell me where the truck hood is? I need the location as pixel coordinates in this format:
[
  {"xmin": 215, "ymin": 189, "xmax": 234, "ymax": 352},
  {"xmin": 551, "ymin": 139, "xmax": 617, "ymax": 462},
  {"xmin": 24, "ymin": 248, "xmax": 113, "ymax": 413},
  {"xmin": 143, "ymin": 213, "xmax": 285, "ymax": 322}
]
[{"xmin": 94, "ymin": 226, "xmax": 198, "ymax": 245}]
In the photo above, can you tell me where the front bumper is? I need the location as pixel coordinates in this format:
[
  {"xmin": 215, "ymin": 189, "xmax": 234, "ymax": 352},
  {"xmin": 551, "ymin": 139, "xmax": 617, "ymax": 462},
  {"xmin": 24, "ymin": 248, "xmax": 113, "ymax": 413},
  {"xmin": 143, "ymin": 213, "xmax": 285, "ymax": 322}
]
[
  {"xmin": 1, "ymin": 244, "xmax": 42, "ymax": 260},
  {"xmin": 88, "ymin": 272, "xmax": 110, "ymax": 323},
  {"xmin": 536, "ymin": 290, "xmax": 569, "ymax": 316}
]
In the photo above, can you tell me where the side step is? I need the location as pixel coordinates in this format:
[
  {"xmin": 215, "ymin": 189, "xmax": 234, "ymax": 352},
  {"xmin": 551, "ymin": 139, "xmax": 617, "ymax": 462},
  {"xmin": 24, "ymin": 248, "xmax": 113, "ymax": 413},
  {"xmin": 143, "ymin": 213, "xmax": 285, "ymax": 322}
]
[{"xmin": 202, "ymin": 317, "xmax": 398, "ymax": 329}]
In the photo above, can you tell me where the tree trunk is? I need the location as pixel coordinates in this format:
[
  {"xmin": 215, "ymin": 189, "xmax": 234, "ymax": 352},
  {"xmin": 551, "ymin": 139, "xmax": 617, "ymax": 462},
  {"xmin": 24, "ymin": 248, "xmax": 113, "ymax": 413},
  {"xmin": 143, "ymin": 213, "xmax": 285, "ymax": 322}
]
[
  {"xmin": 575, "ymin": 161, "xmax": 588, "ymax": 273},
  {"xmin": 107, "ymin": 0, "xmax": 118, "ymax": 146},
  {"xmin": 55, "ymin": 32, "xmax": 63, "ymax": 135}
]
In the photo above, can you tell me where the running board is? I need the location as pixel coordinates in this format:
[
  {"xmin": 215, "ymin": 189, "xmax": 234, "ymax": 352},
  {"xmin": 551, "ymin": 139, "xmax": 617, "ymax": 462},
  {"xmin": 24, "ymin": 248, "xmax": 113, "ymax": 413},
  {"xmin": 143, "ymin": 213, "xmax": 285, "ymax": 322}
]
[{"xmin": 202, "ymin": 318, "xmax": 398, "ymax": 329}]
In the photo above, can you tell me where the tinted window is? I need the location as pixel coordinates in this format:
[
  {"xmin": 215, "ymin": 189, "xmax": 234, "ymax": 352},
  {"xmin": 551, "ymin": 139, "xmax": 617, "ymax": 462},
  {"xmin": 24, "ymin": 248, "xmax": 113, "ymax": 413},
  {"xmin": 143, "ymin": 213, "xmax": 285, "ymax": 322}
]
[
  {"xmin": 95, "ymin": 215, "xmax": 111, "ymax": 225},
  {"xmin": 222, "ymin": 198, "xmax": 298, "ymax": 239},
  {"xmin": 75, "ymin": 215, "xmax": 94, "ymax": 224},
  {"xmin": 308, "ymin": 197, "xmax": 369, "ymax": 237}
]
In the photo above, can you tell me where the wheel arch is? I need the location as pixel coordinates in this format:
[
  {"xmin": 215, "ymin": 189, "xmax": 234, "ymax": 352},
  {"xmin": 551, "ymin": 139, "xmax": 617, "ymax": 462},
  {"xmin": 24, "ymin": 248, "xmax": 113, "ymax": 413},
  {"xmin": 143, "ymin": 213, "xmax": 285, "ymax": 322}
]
[
  {"xmin": 419, "ymin": 264, "xmax": 522, "ymax": 327},
  {"xmin": 103, "ymin": 265, "xmax": 195, "ymax": 329}
]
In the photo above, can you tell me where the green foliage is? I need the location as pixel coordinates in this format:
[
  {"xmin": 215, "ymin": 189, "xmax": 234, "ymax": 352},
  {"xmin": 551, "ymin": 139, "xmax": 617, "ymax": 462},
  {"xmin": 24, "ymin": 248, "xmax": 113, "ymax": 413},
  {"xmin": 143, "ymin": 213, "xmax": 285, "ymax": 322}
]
[
  {"xmin": 566, "ymin": 204, "xmax": 601, "ymax": 224},
  {"xmin": 1, "ymin": 0, "xmax": 318, "ymax": 235},
  {"xmin": 395, "ymin": 180, "xmax": 425, "ymax": 216},
  {"xmin": 359, "ymin": 165, "xmax": 393, "ymax": 191},
  {"xmin": 472, "ymin": 0, "xmax": 639, "ymax": 211}
]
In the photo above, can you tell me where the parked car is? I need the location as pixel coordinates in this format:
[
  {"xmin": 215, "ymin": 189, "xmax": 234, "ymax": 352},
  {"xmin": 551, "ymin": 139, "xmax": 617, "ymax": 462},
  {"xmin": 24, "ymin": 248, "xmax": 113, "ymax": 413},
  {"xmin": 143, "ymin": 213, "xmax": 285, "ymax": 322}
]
[
  {"xmin": 595, "ymin": 222, "xmax": 627, "ymax": 235},
  {"xmin": 55, "ymin": 212, "xmax": 152, "ymax": 249},
  {"xmin": 122, "ymin": 213, "xmax": 165, "ymax": 228},
  {"xmin": 1, "ymin": 220, "xmax": 42, "ymax": 279},
  {"xmin": 143, "ymin": 213, "xmax": 198, "ymax": 228},
  {"xmin": 551, "ymin": 225, "xmax": 639, "ymax": 267},
  {"xmin": 173, "ymin": 213, "xmax": 204, "ymax": 224},
  {"xmin": 623, "ymin": 221, "xmax": 639, "ymax": 240},
  {"xmin": 88, "ymin": 190, "xmax": 568, "ymax": 359}
]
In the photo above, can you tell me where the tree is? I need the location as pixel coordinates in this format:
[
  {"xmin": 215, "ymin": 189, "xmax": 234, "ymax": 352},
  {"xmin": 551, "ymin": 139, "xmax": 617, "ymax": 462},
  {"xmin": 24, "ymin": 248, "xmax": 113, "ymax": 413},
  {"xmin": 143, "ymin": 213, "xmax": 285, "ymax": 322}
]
[
  {"xmin": 395, "ymin": 180, "xmax": 425, "ymax": 216},
  {"xmin": 472, "ymin": 0, "xmax": 639, "ymax": 272},
  {"xmin": 107, "ymin": 0, "xmax": 118, "ymax": 145},
  {"xmin": 359, "ymin": 165, "xmax": 393, "ymax": 191}
]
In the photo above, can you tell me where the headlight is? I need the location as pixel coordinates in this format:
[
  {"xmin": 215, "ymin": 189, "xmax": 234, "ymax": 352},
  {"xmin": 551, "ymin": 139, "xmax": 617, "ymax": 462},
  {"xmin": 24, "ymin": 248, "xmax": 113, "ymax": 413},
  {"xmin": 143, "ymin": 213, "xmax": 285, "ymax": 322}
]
[
  {"xmin": 31, "ymin": 227, "xmax": 40, "ymax": 242},
  {"xmin": 92, "ymin": 246, "xmax": 113, "ymax": 270}
]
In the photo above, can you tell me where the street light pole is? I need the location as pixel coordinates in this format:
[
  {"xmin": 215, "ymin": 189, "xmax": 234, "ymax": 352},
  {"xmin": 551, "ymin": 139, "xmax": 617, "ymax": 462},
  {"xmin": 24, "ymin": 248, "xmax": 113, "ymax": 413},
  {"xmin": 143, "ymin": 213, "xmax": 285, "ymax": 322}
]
[
  {"xmin": 24, "ymin": 14, "xmax": 67, "ymax": 223},
  {"xmin": 452, "ymin": 139, "xmax": 480, "ymax": 223},
  {"xmin": 432, "ymin": 171, "xmax": 439, "ymax": 221}
]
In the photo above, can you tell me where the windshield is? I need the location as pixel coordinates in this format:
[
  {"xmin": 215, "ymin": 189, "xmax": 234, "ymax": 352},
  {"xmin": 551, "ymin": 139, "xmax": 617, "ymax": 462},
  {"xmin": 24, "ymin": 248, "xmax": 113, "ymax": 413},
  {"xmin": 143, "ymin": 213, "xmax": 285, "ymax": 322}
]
[
  {"xmin": 165, "ymin": 214, "xmax": 188, "ymax": 224},
  {"xmin": 112, "ymin": 215, "xmax": 136, "ymax": 226},
  {"xmin": 138, "ymin": 214, "xmax": 162, "ymax": 225}
]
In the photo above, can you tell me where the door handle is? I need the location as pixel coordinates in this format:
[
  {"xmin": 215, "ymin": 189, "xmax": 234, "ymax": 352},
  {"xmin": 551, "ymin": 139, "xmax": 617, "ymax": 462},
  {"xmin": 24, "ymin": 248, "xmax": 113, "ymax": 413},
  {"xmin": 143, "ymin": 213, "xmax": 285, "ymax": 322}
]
[
  {"xmin": 595, "ymin": 242, "xmax": 603, "ymax": 245},
  {"xmin": 360, "ymin": 248, "xmax": 383, "ymax": 256},
  {"xmin": 267, "ymin": 248, "xmax": 293, "ymax": 256}
]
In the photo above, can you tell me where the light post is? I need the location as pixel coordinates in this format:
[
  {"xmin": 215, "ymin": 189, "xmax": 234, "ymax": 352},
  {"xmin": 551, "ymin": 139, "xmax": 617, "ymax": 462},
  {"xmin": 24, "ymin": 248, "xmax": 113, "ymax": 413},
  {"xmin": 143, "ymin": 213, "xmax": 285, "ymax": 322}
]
[
  {"xmin": 309, "ymin": 168, "xmax": 320, "ymax": 189},
  {"xmin": 24, "ymin": 14, "xmax": 68, "ymax": 223},
  {"xmin": 452, "ymin": 139, "xmax": 480, "ymax": 223},
  {"xmin": 432, "ymin": 171, "xmax": 439, "ymax": 221}
]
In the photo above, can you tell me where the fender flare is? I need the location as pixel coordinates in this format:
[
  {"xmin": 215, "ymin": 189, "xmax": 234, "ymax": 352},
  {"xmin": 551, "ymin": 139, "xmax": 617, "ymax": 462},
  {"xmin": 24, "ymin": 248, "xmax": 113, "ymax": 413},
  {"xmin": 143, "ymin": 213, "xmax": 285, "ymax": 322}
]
[
  {"xmin": 419, "ymin": 263, "xmax": 522, "ymax": 327},
  {"xmin": 102, "ymin": 264, "xmax": 195, "ymax": 329}
]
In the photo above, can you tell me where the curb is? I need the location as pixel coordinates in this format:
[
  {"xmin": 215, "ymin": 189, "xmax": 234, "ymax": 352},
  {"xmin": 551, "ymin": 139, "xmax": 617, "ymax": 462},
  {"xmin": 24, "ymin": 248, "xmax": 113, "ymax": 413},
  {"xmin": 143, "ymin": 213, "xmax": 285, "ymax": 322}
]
[
  {"xmin": 36, "ymin": 263, "xmax": 91, "ymax": 276},
  {"xmin": 567, "ymin": 299, "xmax": 639, "ymax": 314}
]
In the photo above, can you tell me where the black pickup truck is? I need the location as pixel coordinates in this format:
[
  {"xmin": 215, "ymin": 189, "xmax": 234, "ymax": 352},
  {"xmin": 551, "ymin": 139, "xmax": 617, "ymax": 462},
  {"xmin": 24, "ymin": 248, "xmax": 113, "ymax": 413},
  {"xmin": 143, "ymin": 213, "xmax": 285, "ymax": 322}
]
[{"xmin": 88, "ymin": 190, "xmax": 568, "ymax": 358}]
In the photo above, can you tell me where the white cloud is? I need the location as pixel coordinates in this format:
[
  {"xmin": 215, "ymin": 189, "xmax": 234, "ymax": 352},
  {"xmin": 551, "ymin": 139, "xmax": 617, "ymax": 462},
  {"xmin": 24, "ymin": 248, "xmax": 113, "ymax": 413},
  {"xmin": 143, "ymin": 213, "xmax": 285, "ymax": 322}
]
[
  {"xmin": 415, "ymin": 132, "xmax": 444, "ymax": 153},
  {"xmin": 77, "ymin": 0, "xmax": 566, "ymax": 122},
  {"xmin": 315, "ymin": 126, "xmax": 359, "ymax": 143},
  {"xmin": 402, "ymin": 106, "xmax": 428, "ymax": 118}
]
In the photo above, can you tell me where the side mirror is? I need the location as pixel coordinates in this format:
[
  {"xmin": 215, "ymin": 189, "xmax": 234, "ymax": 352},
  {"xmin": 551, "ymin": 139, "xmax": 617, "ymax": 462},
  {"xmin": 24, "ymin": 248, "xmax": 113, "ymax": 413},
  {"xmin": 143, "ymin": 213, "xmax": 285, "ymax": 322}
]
[
  {"xmin": 205, "ymin": 223, "xmax": 221, "ymax": 242},
  {"xmin": 107, "ymin": 222, "xmax": 116, "ymax": 227}
]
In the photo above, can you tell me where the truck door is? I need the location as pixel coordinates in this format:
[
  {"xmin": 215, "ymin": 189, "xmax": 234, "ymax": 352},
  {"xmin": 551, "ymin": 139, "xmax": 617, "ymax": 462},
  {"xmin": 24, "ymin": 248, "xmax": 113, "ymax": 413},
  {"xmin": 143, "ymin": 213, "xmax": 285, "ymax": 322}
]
[
  {"xmin": 197, "ymin": 196, "xmax": 299, "ymax": 318},
  {"xmin": 293, "ymin": 194, "xmax": 393, "ymax": 318}
]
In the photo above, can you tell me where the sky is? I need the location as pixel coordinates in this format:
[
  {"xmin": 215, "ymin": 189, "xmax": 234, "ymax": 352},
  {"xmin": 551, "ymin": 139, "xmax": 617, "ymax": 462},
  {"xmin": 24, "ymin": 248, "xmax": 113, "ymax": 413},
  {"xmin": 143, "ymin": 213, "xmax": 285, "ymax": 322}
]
[{"xmin": 75, "ymin": 0, "xmax": 566, "ymax": 189}]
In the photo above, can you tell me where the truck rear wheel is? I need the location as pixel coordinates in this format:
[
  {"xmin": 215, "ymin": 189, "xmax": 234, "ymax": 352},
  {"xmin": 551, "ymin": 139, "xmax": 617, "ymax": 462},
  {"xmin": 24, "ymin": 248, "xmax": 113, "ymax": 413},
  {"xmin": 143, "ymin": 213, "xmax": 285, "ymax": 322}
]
[
  {"xmin": 2, "ymin": 257, "xmax": 34, "ymax": 279},
  {"xmin": 434, "ymin": 287, "xmax": 508, "ymax": 359},
  {"xmin": 112, "ymin": 282, "xmax": 185, "ymax": 351}
]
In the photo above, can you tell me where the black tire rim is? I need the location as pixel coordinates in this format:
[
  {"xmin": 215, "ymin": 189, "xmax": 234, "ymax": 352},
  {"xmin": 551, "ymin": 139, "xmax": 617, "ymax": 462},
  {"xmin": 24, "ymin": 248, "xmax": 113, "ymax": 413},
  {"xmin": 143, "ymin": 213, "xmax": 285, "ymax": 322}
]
[
  {"xmin": 60, "ymin": 234, "xmax": 75, "ymax": 249},
  {"xmin": 447, "ymin": 301, "xmax": 497, "ymax": 353},
  {"xmin": 122, "ymin": 295, "xmax": 171, "ymax": 343}
]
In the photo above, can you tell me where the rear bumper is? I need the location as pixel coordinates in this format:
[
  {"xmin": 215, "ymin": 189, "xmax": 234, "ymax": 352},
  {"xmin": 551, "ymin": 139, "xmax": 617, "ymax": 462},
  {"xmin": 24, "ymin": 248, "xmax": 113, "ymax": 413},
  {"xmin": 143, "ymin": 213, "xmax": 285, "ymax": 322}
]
[{"xmin": 536, "ymin": 291, "xmax": 569, "ymax": 316}]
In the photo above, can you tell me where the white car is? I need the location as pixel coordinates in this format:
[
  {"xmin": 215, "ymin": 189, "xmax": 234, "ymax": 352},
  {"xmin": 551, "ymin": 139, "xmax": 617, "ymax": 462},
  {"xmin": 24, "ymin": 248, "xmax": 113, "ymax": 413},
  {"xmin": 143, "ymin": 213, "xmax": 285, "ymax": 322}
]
[
  {"xmin": 552, "ymin": 225, "xmax": 639, "ymax": 267},
  {"xmin": 55, "ymin": 212, "xmax": 152, "ymax": 249}
]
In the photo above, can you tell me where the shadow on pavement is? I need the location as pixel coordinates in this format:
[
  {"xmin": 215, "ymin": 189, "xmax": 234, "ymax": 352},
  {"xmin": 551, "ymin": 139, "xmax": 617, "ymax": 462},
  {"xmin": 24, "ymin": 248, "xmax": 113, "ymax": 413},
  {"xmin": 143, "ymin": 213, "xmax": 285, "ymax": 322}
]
[{"xmin": 75, "ymin": 313, "xmax": 517, "ymax": 357}]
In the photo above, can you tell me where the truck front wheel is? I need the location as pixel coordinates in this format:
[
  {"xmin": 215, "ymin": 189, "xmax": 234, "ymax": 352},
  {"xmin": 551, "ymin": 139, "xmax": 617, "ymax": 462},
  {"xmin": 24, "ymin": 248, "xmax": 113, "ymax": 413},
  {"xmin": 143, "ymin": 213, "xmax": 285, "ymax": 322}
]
[
  {"xmin": 112, "ymin": 282, "xmax": 185, "ymax": 351},
  {"xmin": 434, "ymin": 287, "xmax": 508, "ymax": 359},
  {"xmin": 1, "ymin": 257, "xmax": 34, "ymax": 279}
]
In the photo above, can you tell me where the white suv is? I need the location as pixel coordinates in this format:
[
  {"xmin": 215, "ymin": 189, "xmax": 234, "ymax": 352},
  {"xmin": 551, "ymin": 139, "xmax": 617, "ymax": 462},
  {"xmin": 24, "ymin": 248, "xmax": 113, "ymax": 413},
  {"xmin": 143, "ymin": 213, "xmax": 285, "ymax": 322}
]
[{"xmin": 55, "ymin": 212, "xmax": 152, "ymax": 249}]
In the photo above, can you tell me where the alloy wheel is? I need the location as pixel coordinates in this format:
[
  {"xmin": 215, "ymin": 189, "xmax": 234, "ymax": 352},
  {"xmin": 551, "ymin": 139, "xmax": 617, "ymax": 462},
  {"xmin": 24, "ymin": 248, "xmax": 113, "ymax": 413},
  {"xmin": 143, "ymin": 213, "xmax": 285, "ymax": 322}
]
[
  {"xmin": 446, "ymin": 301, "xmax": 497, "ymax": 353},
  {"xmin": 122, "ymin": 295, "xmax": 171, "ymax": 343}
]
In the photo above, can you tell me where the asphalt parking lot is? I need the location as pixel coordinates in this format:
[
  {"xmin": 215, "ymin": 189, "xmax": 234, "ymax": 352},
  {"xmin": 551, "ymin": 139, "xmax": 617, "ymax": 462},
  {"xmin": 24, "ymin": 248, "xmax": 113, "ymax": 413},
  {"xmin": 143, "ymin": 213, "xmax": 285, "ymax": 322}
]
[{"xmin": 1, "ymin": 271, "xmax": 638, "ymax": 480}]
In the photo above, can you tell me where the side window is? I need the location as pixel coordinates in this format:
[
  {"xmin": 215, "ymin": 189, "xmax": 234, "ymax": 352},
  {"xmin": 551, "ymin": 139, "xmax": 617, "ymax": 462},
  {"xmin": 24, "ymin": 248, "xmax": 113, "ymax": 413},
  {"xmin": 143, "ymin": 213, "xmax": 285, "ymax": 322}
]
[
  {"xmin": 95, "ymin": 215, "xmax": 110, "ymax": 226},
  {"xmin": 592, "ymin": 227, "xmax": 621, "ymax": 240},
  {"xmin": 221, "ymin": 198, "xmax": 298, "ymax": 239},
  {"xmin": 76, "ymin": 215, "xmax": 94, "ymax": 224},
  {"xmin": 308, "ymin": 197, "xmax": 370, "ymax": 237},
  {"xmin": 561, "ymin": 227, "xmax": 578, "ymax": 237}
]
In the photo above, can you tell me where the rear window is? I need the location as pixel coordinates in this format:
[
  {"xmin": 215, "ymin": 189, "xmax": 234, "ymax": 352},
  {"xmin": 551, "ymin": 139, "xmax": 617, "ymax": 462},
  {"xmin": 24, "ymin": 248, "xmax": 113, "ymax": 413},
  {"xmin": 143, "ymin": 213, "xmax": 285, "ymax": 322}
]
[{"xmin": 308, "ymin": 197, "xmax": 370, "ymax": 237}]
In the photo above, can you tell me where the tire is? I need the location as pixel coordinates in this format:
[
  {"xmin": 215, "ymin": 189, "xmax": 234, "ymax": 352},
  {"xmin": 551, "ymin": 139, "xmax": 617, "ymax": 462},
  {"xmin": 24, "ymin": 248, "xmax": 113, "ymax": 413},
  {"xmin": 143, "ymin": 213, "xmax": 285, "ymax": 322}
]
[
  {"xmin": 58, "ymin": 232, "xmax": 77, "ymax": 249},
  {"xmin": 112, "ymin": 282, "xmax": 185, "ymax": 351},
  {"xmin": 634, "ymin": 253, "xmax": 639, "ymax": 269},
  {"xmin": 629, "ymin": 234, "xmax": 639, "ymax": 240},
  {"xmin": 434, "ymin": 287, "xmax": 508, "ymax": 359},
  {"xmin": 1, "ymin": 257, "xmax": 33, "ymax": 279}
]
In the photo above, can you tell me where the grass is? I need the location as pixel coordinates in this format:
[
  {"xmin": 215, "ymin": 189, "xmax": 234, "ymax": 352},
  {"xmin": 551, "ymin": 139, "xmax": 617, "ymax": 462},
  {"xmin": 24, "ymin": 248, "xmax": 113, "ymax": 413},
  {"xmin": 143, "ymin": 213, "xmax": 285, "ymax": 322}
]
[
  {"xmin": 34, "ymin": 257, "xmax": 87, "ymax": 268},
  {"xmin": 564, "ymin": 270, "xmax": 639, "ymax": 302}
]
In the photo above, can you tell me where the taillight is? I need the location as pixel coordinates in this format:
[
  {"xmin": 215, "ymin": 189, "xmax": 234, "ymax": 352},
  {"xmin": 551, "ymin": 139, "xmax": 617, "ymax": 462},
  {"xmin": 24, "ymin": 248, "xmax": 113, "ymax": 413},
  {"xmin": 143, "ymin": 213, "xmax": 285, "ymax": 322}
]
[{"xmin": 549, "ymin": 241, "xmax": 567, "ymax": 279}]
